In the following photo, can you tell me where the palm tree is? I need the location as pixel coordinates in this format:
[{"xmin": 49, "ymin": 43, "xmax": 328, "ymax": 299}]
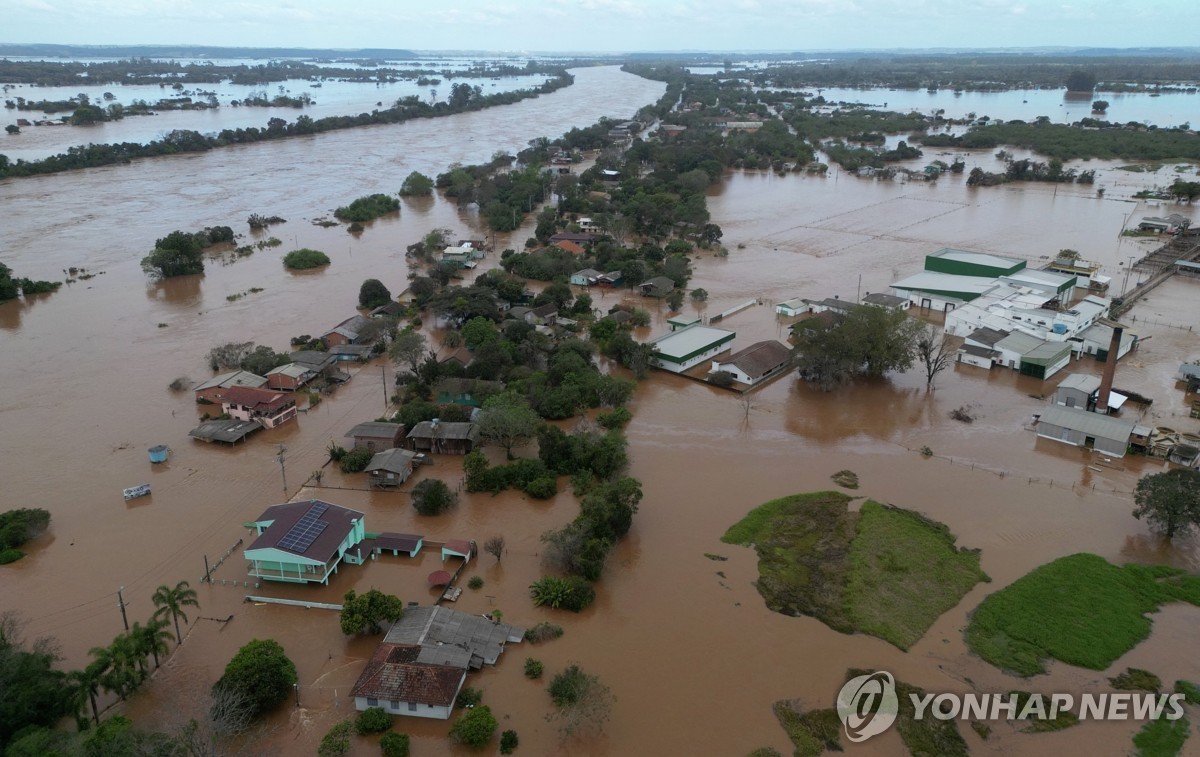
[
  {"xmin": 66, "ymin": 664, "xmax": 102, "ymax": 727},
  {"xmin": 135, "ymin": 616, "xmax": 173, "ymax": 669},
  {"xmin": 152, "ymin": 580, "xmax": 199, "ymax": 644},
  {"xmin": 107, "ymin": 632, "xmax": 145, "ymax": 694},
  {"xmin": 88, "ymin": 640, "xmax": 135, "ymax": 701}
]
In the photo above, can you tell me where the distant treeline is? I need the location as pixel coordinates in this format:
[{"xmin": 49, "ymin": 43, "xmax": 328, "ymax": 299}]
[
  {"xmin": 744, "ymin": 55, "xmax": 1200, "ymax": 92},
  {"xmin": 918, "ymin": 120, "xmax": 1200, "ymax": 161},
  {"xmin": 0, "ymin": 71, "xmax": 573, "ymax": 179},
  {"xmin": 0, "ymin": 57, "xmax": 563, "ymax": 87}
]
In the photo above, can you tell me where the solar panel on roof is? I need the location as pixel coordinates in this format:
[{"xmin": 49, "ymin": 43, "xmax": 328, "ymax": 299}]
[{"xmin": 277, "ymin": 503, "xmax": 331, "ymax": 553}]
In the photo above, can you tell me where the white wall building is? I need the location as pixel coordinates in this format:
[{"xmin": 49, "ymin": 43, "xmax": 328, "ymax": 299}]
[{"xmin": 647, "ymin": 324, "xmax": 736, "ymax": 373}]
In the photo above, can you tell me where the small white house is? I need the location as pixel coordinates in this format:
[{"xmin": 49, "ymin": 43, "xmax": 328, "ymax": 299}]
[
  {"xmin": 710, "ymin": 341, "xmax": 791, "ymax": 386},
  {"xmin": 776, "ymin": 297, "xmax": 807, "ymax": 317}
]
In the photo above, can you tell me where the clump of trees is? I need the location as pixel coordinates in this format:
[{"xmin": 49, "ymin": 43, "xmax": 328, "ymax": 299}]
[
  {"xmin": 205, "ymin": 340, "xmax": 291, "ymax": 374},
  {"xmin": 449, "ymin": 704, "xmax": 497, "ymax": 749},
  {"xmin": 0, "ymin": 263, "xmax": 60, "ymax": 302},
  {"xmin": 282, "ymin": 248, "xmax": 330, "ymax": 270},
  {"xmin": 529, "ymin": 576, "xmax": 596, "ymax": 612},
  {"xmin": 358, "ymin": 278, "xmax": 392, "ymax": 309},
  {"xmin": 334, "ymin": 193, "xmax": 400, "ymax": 223},
  {"xmin": 547, "ymin": 665, "xmax": 614, "ymax": 738},
  {"xmin": 399, "ymin": 171, "xmax": 434, "ymax": 197},
  {"xmin": 791, "ymin": 305, "xmax": 922, "ymax": 391},
  {"xmin": 211, "ymin": 639, "xmax": 297, "ymax": 720},
  {"xmin": 0, "ymin": 508, "xmax": 50, "ymax": 564},
  {"xmin": 411, "ymin": 479, "xmax": 458, "ymax": 515},
  {"xmin": 1133, "ymin": 469, "xmax": 1200, "ymax": 540},
  {"xmin": 340, "ymin": 589, "xmax": 404, "ymax": 635},
  {"xmin": 247, "ymin": 213, "xmax": 285, "ymax": 229}
]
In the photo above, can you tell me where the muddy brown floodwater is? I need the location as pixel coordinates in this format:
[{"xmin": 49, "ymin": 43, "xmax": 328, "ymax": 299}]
[{"xmin": 3, "ymin": 65, "xmax": 1200, "ymax": 756}]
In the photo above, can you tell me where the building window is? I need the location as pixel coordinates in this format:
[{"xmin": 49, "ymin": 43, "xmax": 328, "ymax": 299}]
[
  {"xmin": 367, "ymin": 698, "xmax": 378, "ymax": 706},
  {"xmin": 391, "ymin": 701, "xmax": 400, "ymax": 710},
  {"xmin": 408, "ymin": 702, "xmax": 417, "ymax": 712}
]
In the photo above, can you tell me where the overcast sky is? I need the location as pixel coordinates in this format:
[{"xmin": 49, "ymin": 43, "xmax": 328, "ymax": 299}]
[{"xmin": 3, "ymin": 0, "xmax": 1197, "ymax": 52}]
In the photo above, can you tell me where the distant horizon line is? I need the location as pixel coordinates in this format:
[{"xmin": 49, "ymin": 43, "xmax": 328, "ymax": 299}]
[{"xmin": 3, "ymin": 42, "xmax": 1200, "ymax": 58}]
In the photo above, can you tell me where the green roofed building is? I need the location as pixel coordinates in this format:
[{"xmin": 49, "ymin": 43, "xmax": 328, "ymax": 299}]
[
  {"xmin": 647, "ymin": 324, "xmax": 736, "ymax": 373},
  {"xmin": 924, "ymin": 248, "xmax": 1026, "ymax": 278}
]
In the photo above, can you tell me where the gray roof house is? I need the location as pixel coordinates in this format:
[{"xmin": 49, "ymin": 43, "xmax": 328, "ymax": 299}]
[
  {"xmin": 639, "ymin": 276, "xmax": 676, "ymax": 297},
  {"xmin": 364, "ymin": 448, "xmax": 417, "ymax": 487},
  {"xmin": 349, "ymin": 606, "xmax": 524, "ymax": 721}
]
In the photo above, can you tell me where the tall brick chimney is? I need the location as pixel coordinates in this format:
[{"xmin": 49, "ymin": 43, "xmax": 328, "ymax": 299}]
[{"xmin": 1095, "ymin": 326, "xmax": 1123, "ymax": 414}]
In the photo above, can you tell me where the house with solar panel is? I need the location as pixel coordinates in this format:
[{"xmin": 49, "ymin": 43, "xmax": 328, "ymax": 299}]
[{"xmin": 243, "ymin": 500, "xmax": 366, "ymax": 584}]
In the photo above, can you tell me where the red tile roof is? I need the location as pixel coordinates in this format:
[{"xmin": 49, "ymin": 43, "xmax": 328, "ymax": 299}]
[
  {"xmin": 221, "ymin": 386, "xmax": 294, "ymax": 412},
  {"xmin": 351, "ymin": 644, "xmax": 465, "ymax": 706}
]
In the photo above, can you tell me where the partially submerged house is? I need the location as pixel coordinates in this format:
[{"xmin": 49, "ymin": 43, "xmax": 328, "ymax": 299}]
[
  {"xmin": 406, "ymin": 420, "xmax": 480, "ymax": 455},
  {"xmin": 364, "ymin": 448, "xmax": 417, "ymax": 488},
  {"xmin": 861, "ymin": 292, "xmax": 910, "ymax": 310},
  {"xmin": 595, "ymin": 271, "xmax": 623, "ymax": 288},
  {"xmin": 351, "ymin": 606, "xmax": 524, "ymax": 720},
  {"xmin": 345, "ymin": 421, "xmax": 406, "ymax": 452},
  {"xmin": 321, "ymin": 315, "xmax": 373, "ymax": 348},
  {"xmin": 525, "ymin": 304, "xmax": 558, "ymax": 327},
  {"xmin": 290, "ymin": 350, "xmax": 338, "ymax": 375},
  {"xmin": 993, "ymin": 332, "xmax": 1071, "ymax": 380},
  {"xmin": 329, "ymin": 343, "xmax": 374, "ymax": 362},
  {"xmin": 193, "ymin": 370, "xmax": 268, "ymax": 404},
  {"xmin": 435, "ymin": 378, "xmax": 502, "ymax": 407},
  {"xmin": 1138, "ymin": 213, "xmax": 1190, "ymax": 234},
  {"xmin": 570, "ymin": 268, "xmax": 602, "ymax": 287},
  {"xmin": 646, "ymin": 324, "xmax": 736, "ymax": 374},
  {"xmin": 710, "ymin": 340, "xmax": 792, "ymax": 386},
  {"xmin": 188, "ymin": 418, "xmax": 263, "ymax": 445},
  {"xmin": 1035, "ymin": 406, "xmax": 1135, "ymax": 458},
  {"xmin": 265, "ymin": 363, "xmax": 316, "ymax": 392},
  {"xmin": 243, "ymin": 500, "xmax": 367, "ymax": 583},
  {"xmin": 775, "ymin": 297, "xmax": 807, "ymax": 317},
  {"xmin": 220, "ymin": 386, "xmax": 298, "ymax": 429},
  {"xmin": 639, "ymin": 276, "xmax": 676, "ymax": 298}
]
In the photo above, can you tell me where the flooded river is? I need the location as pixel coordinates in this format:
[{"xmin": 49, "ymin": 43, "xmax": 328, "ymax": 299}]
[{"xmin": 3, "ymin": 63, "xmax": 1200, "ymax": 756}]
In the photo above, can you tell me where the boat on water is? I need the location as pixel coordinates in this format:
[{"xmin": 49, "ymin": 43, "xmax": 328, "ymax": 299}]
[{"xmin": 123, "ymin": 484, "xmax": 151, "ymax": 500}]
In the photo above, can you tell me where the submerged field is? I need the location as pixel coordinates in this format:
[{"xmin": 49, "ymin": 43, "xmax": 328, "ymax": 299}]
[
  {"xmin": 965, "ymin": 553, "xmax": 1200, "ymax": 677},
  {"xmin": 722, "ymin": 491, "xmax": 988, "ymax": 650}
]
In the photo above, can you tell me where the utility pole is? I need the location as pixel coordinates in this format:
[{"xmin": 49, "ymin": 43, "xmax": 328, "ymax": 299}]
[
  {"xmin": 276, "ymin": 444, "xmax": 288, "ymax": 498},
  {"xmin": 1122, "ymin": 254, "xmax": 1137, "ymax": 295},
  {"xmin": 381, "ymin": 365, "xmax": 388, "ymax": 412},
  {"xmin": 117, "ymin": 586, "xmax": 129, "ymax": 631}
]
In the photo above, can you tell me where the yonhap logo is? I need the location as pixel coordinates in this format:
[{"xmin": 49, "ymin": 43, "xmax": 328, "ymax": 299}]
[{"xmin": 837, "ymin": 671, "xmax": 899, "ymax": 742}]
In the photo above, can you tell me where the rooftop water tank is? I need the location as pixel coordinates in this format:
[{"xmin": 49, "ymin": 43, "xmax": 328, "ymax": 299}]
[{"xmin": 1052, "ymin": 323, "xmax": 1068, "ymax": 334}]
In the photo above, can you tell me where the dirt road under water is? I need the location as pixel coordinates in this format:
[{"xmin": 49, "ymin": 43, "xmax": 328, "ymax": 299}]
[{"xmin": 3, "ymin": 65, "xmax": 1200, "ymax": 756}]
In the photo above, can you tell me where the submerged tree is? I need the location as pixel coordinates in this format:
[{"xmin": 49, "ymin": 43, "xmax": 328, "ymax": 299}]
[
  {"xmin": 915, "ymin": 323, "xmax": 955, "ymax": 388},
  {"xmin": 1133, "ymin": 469, "xmax": 1200, "ymax": 540}
]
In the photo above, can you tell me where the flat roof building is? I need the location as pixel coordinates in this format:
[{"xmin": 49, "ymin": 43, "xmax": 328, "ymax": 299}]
[{"xmin": 647, "ymin": 324, "xmax": 736, "ymax": 373}]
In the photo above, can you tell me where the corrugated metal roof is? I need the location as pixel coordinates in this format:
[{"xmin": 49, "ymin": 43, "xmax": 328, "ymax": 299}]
[
  {"xmin": 1037, "ymin": 405, "xmax": 1135, "ymax": 440},
  {"xmin": 1057, "ymin": 374, "xmax": 1101, "ymax": 393},
  {"xmin": 995, "ymin": 332, "xmax": 1044, "ymax": 355}
]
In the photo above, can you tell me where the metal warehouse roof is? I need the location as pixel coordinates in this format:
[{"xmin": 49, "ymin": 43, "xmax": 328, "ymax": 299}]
[
  {"xmin": 891, "ymin": 272, "xmax": 1000, "ymax": 296},
  {"xmin": 647, "ymin": 324, "xmax": 736, "ymax": 359},
  {"xmin": 1038, "ymin": 405, "xmax": 1135, "ymax": 441},
  {"xmin": 928, "ymin": 248, "xmax": 1026, "ymax": 270}
]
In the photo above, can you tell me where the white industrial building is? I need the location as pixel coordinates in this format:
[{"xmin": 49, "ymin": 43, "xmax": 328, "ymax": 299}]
[{"xmin": 647, "ymin": 324, "xmax": 736, "ymax": 373}]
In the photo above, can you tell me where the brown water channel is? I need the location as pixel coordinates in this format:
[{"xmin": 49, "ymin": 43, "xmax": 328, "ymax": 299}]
[{"xmin": 2, "ymin": 65, "xmax": 1200, "ymax": 756}]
